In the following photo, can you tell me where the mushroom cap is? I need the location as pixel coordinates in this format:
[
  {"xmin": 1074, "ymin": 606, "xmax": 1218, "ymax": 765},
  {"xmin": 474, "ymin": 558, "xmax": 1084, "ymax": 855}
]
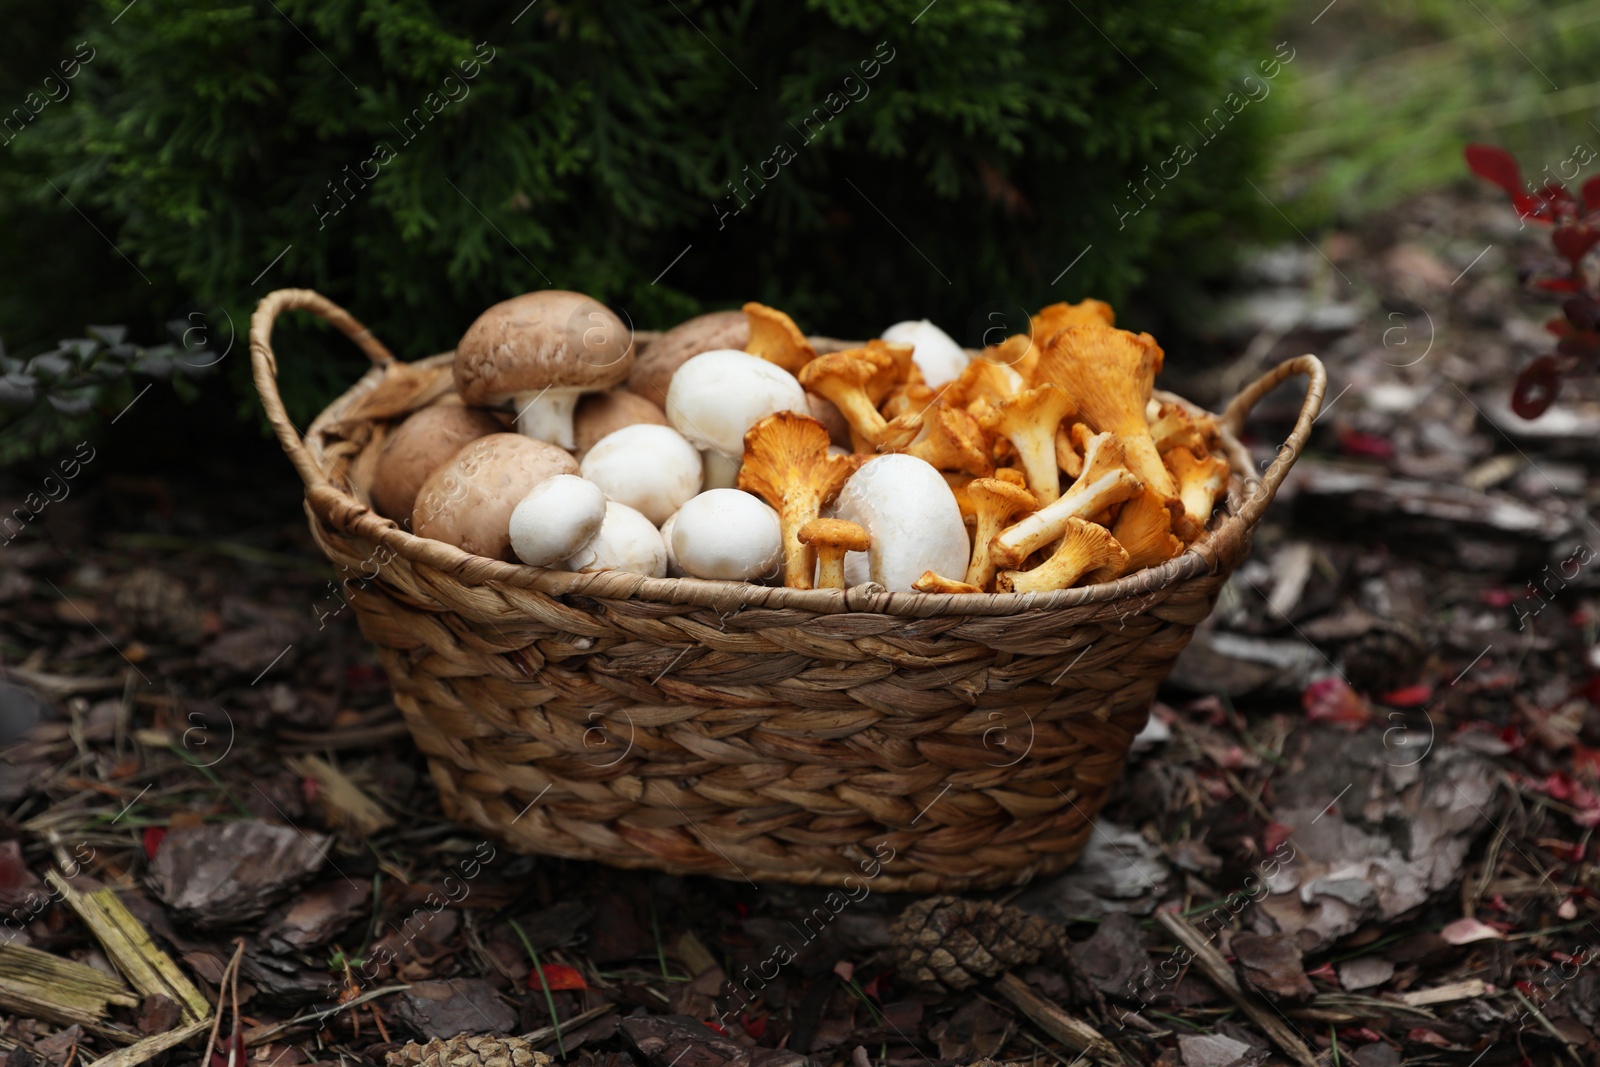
[
  {"xmin": 1110, "ymin": 485, "xmax": 1184, "ymax": 571},
  {"xmin": 797, "ymin": 517, "xmax": 871, "ymax": 554},
  {"xmin": 912, "ymin": 571, "xmax": 984, "ymax": 594},
  {"xmin": 370, "ymin": 404, "xmax": 504, "ymax": 521},
  {"xmin": 561, "ymin": 501, "xmax": 668, "ymax": 576},
  {"xmin": 670, "ymin": 488, "xmax": 783, "ymax": 582},
  {"xmin": 881, "ymin": 319, "xmax": 969, "ymax": 388},
  {"xmin": 573, "ymin": 389, "xmax": 669, "ymax": 458},
  {"xmin": 508, "ymin": 474, "xmax": 607, "ymax": 567},
  {"xmin": 1166, "ymin": 445, "xmax": 1232, "ymax": 541},
  {"xmin": 1033, "ymin": 326, "xmax": 1161, "ymax": 435},
  {"xmin": 832, "ymin": 454, "xmax": 969, "ymax": 593},
  {"xmin": 1031, "ymin": 298, "xmax": 1116, "ymax": 346},
  {"xmin": 665, "ymin": 349, "xmax": 807, "ymax": 457},
  {"xmin": 454, "ymin": 290, "xmax": 634, "ymax": 405},
  {"xmin": 743, "ymin": 302, "xmax": 816, "ymax": 374},
  {"xmin": 579, "ymin": 423, "xmax": 703, "ymax": 525},
  {"xmin": 413, "ymin": 433, "xmax": 579, "ymax": 560},
  {"xmin": 904, "ymin": 401, "xmax": 993, "ymax": 477},
  {"xmin": 628, "ymin": 310, "xmax": 749, "ymax": 406},
  {"xmin": 998, "ymin": 516, "xmax": 1129, "ymax": 593}
]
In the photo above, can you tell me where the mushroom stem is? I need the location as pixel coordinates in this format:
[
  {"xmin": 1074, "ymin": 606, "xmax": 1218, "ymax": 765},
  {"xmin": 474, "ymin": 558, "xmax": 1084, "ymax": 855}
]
[
  {"xmin": 976, "ymin": 384, "xmax": 1076, "ymax": 506},
  {"xmin": 798, "ymin": 517, "xmax": 869, "ymax": 591},
  {"xmin": 964, "ymin": 478, "xmax": 1039, "ymax": 590},
  {"xmin": 991, "ymin": 469, "xmax": 1141, "ymax": 567},
  {"xmin": 998, "ymin": 517, "xmax": 1129, "ymax": 593},
  {"xmin": 516, "ymin": 387, "xmax": 585, "ymax": 448},
  {"xmin": 816, "ymin": 549, "xmax": 847, "ymax": 589}
]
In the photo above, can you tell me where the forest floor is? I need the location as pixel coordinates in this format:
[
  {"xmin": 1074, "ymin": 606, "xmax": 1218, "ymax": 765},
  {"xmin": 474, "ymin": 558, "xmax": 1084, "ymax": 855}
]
[{"xmin": 2, "ymin": 182, "xmax": 1599, "ymax": 1067}]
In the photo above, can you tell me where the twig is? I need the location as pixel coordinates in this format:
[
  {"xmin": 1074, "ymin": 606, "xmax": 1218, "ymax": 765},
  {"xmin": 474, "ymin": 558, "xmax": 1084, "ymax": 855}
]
[
  {"xmin": 521, "ymin": 1002, "xmax": 614, "ymax": 1047},
  {"xmin": 227, "ymin": 939, "xmax": 244, "ymax": 1067},
  {"xmin": 198, "ymin": 942, "xmax": 245, "ymax": 1067},
  {"xmin": 242, "ymin": 984, "xmax": 412, "ymax": 1047},
  {"xmin": 995, "ymin": 973, "xmax": 1121, "ymax": 1066},
  {"xmin": 1155, "ymin": 911, "xmax": 1321, "ymax": 1067},
  {"xmin": 1512, "ymin": 988, "xmax": 1584, "ymax": 1066},
  {"xmin": 84, "ymin": 1018, "xmax": 211, "ymax": 1067}
]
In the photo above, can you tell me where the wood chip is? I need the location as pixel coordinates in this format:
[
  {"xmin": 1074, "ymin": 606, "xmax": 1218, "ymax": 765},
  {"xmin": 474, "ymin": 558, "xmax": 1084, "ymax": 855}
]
[
  {"xmin": 0, "ymin": 942, "xmax": 139, "ymax": 1041},
  {"xmin": 675, "ymin": 930, "xmax": 718, "ymax": 978},
  {"xmin": 46, "ymin": 870, "xmax": 211, "ymax": 1022},
  {"xmin": 285, "ymin": 755, "xmax": 394, "ymax": 836}
]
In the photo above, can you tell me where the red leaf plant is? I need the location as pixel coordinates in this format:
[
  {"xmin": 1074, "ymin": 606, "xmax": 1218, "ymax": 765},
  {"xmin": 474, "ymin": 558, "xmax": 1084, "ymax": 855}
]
[{"xmin": 1465, "ymin": 144, "xmax": 1600, "ymax": 417}]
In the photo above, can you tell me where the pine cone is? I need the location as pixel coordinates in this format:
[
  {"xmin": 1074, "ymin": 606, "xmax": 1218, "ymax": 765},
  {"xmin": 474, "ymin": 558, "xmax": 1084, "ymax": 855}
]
[
  {"xmin": 386, "ymin": 1036, "xmax": 553, "ymax": 1067},
  {"xmin": 890, "ymin": 896, "xmax": 1063, "ymax": 992},
  {"xmin": 114, "ymin": 569, "xmax": 203, "ymax": 645}
]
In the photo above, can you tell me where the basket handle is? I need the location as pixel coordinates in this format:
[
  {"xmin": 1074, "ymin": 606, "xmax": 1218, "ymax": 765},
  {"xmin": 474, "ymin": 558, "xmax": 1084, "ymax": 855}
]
[
  {"xmin": 1217, "ymin": 354, "xmax": 1327, "ymax": 534},
  {"xmin": 250, "ymin": 288, "xmax": 397, "ymax": 496}
]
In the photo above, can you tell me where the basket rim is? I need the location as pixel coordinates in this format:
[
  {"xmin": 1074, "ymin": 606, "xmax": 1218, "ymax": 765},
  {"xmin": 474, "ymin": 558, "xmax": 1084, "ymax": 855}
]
[{"xmin": 252, "ymin": 288, "xmax": 1327, "ymax": 619}]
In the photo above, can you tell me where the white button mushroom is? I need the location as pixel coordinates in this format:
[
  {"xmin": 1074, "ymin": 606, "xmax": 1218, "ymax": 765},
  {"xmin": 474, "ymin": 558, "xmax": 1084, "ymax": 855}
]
[
  {"xmin": 881, "ymin": 319, "xmax": 969, "ymax": 388},
  {"xmin": 665, "ymin": 350, "xmax": 807, "ymax": 490},
  {"xmin": 669, "ymin": 489, "xmax": 783, "ymax": 582},
  {"xmin": 578, "ymin": 424, "xmax": 703, "ymax": 526},
  {"xmin": 832, "ymin": 454, "xmax": 969, "ymax": 592},
  {"xmin": 659, "ymin": 509, "xmax": 685, "ymax": 577},
  {"xmin": 508, "ymin": 474, "xmax": 607, "ymax": 567},
  {"xmin": 562, "ymin": 501, "xmax": 668, "ymax": 577}
]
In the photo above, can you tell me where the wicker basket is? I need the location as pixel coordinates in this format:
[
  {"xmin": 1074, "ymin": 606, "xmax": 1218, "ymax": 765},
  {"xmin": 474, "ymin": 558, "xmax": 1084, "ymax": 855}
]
[{"xmin": 251, "ymin": 289, "xmax": 1325, "ymax": 892}]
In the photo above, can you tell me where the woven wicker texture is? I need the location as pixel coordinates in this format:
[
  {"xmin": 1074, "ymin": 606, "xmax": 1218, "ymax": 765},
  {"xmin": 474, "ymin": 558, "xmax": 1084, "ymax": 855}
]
[{"xmin": 251, "ymin": 289, "xmax": 1325, "ymax": 891}]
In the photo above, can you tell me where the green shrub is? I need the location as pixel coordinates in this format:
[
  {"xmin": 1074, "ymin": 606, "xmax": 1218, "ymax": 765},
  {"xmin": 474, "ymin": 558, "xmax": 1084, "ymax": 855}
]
[
  {"xmin": 3, "ymin": 0, "xmax": 1282, "ymax": 432},
  {"xmin": 1274, "ymin": 0, "xmax": 1600, "ymax": 223}
]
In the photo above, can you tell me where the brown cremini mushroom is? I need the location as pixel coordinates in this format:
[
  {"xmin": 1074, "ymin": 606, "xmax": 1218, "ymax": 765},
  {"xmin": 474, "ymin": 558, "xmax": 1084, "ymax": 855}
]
[
  {"xmin": 627, "ymin": 310, "xmax": 748, "ymax": 406},
  {"xmin": 998, "ymin": 517, "xmax": 1129, "ymax": 594},
  {"xmin": 412, "ymin": 433, "xmax": 579, "ymax": 560},
  {"xmin": 573, "ymin": 389, "xmax": 669, "ymax": 459},
  {"xmin": 1111, "ymin": 485, "xmax": 1185, "ymax": 572},
  {"xmin": 798, "ymin": 518, "xmax": 869, "ymax": 590},
  {"xmin": 1167, "ymin": 446, "xmax": 1232, "ymax": 542},
  {"xmin": 807, "ymin": 393, "xmax": 854, "ymax": 449},
  {"xmin": 743, "ymin": 303, "xmax": 816, "ymax": 374},
  {"xmin": 976, "ymin": 384, "xmax": 1077, "ymax": 505},
  {"xmin": 453, "ymin": 290, "xmax": 634, "ymax": 448},
  {"xmin": 738, "ymin": 412, "xmax": 856, "ymax": 588},
  {"xmin": 990, "ymin": 433, "xmax": 1141, "ymax": 567},
  {"xmin": 370, "ymin": 404, "xmax": 504, "ymax": 522},
  {"xmin": 912, "ymin": 571, "xmax": 984, "ymax": 594},
  {"xmin": 1032, "ymin": 325, "xmax": 1176, "ymax": 503},
  {"xmin": 963, "ymin": 477, "xmax": 1039, "ymax": 590}
]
